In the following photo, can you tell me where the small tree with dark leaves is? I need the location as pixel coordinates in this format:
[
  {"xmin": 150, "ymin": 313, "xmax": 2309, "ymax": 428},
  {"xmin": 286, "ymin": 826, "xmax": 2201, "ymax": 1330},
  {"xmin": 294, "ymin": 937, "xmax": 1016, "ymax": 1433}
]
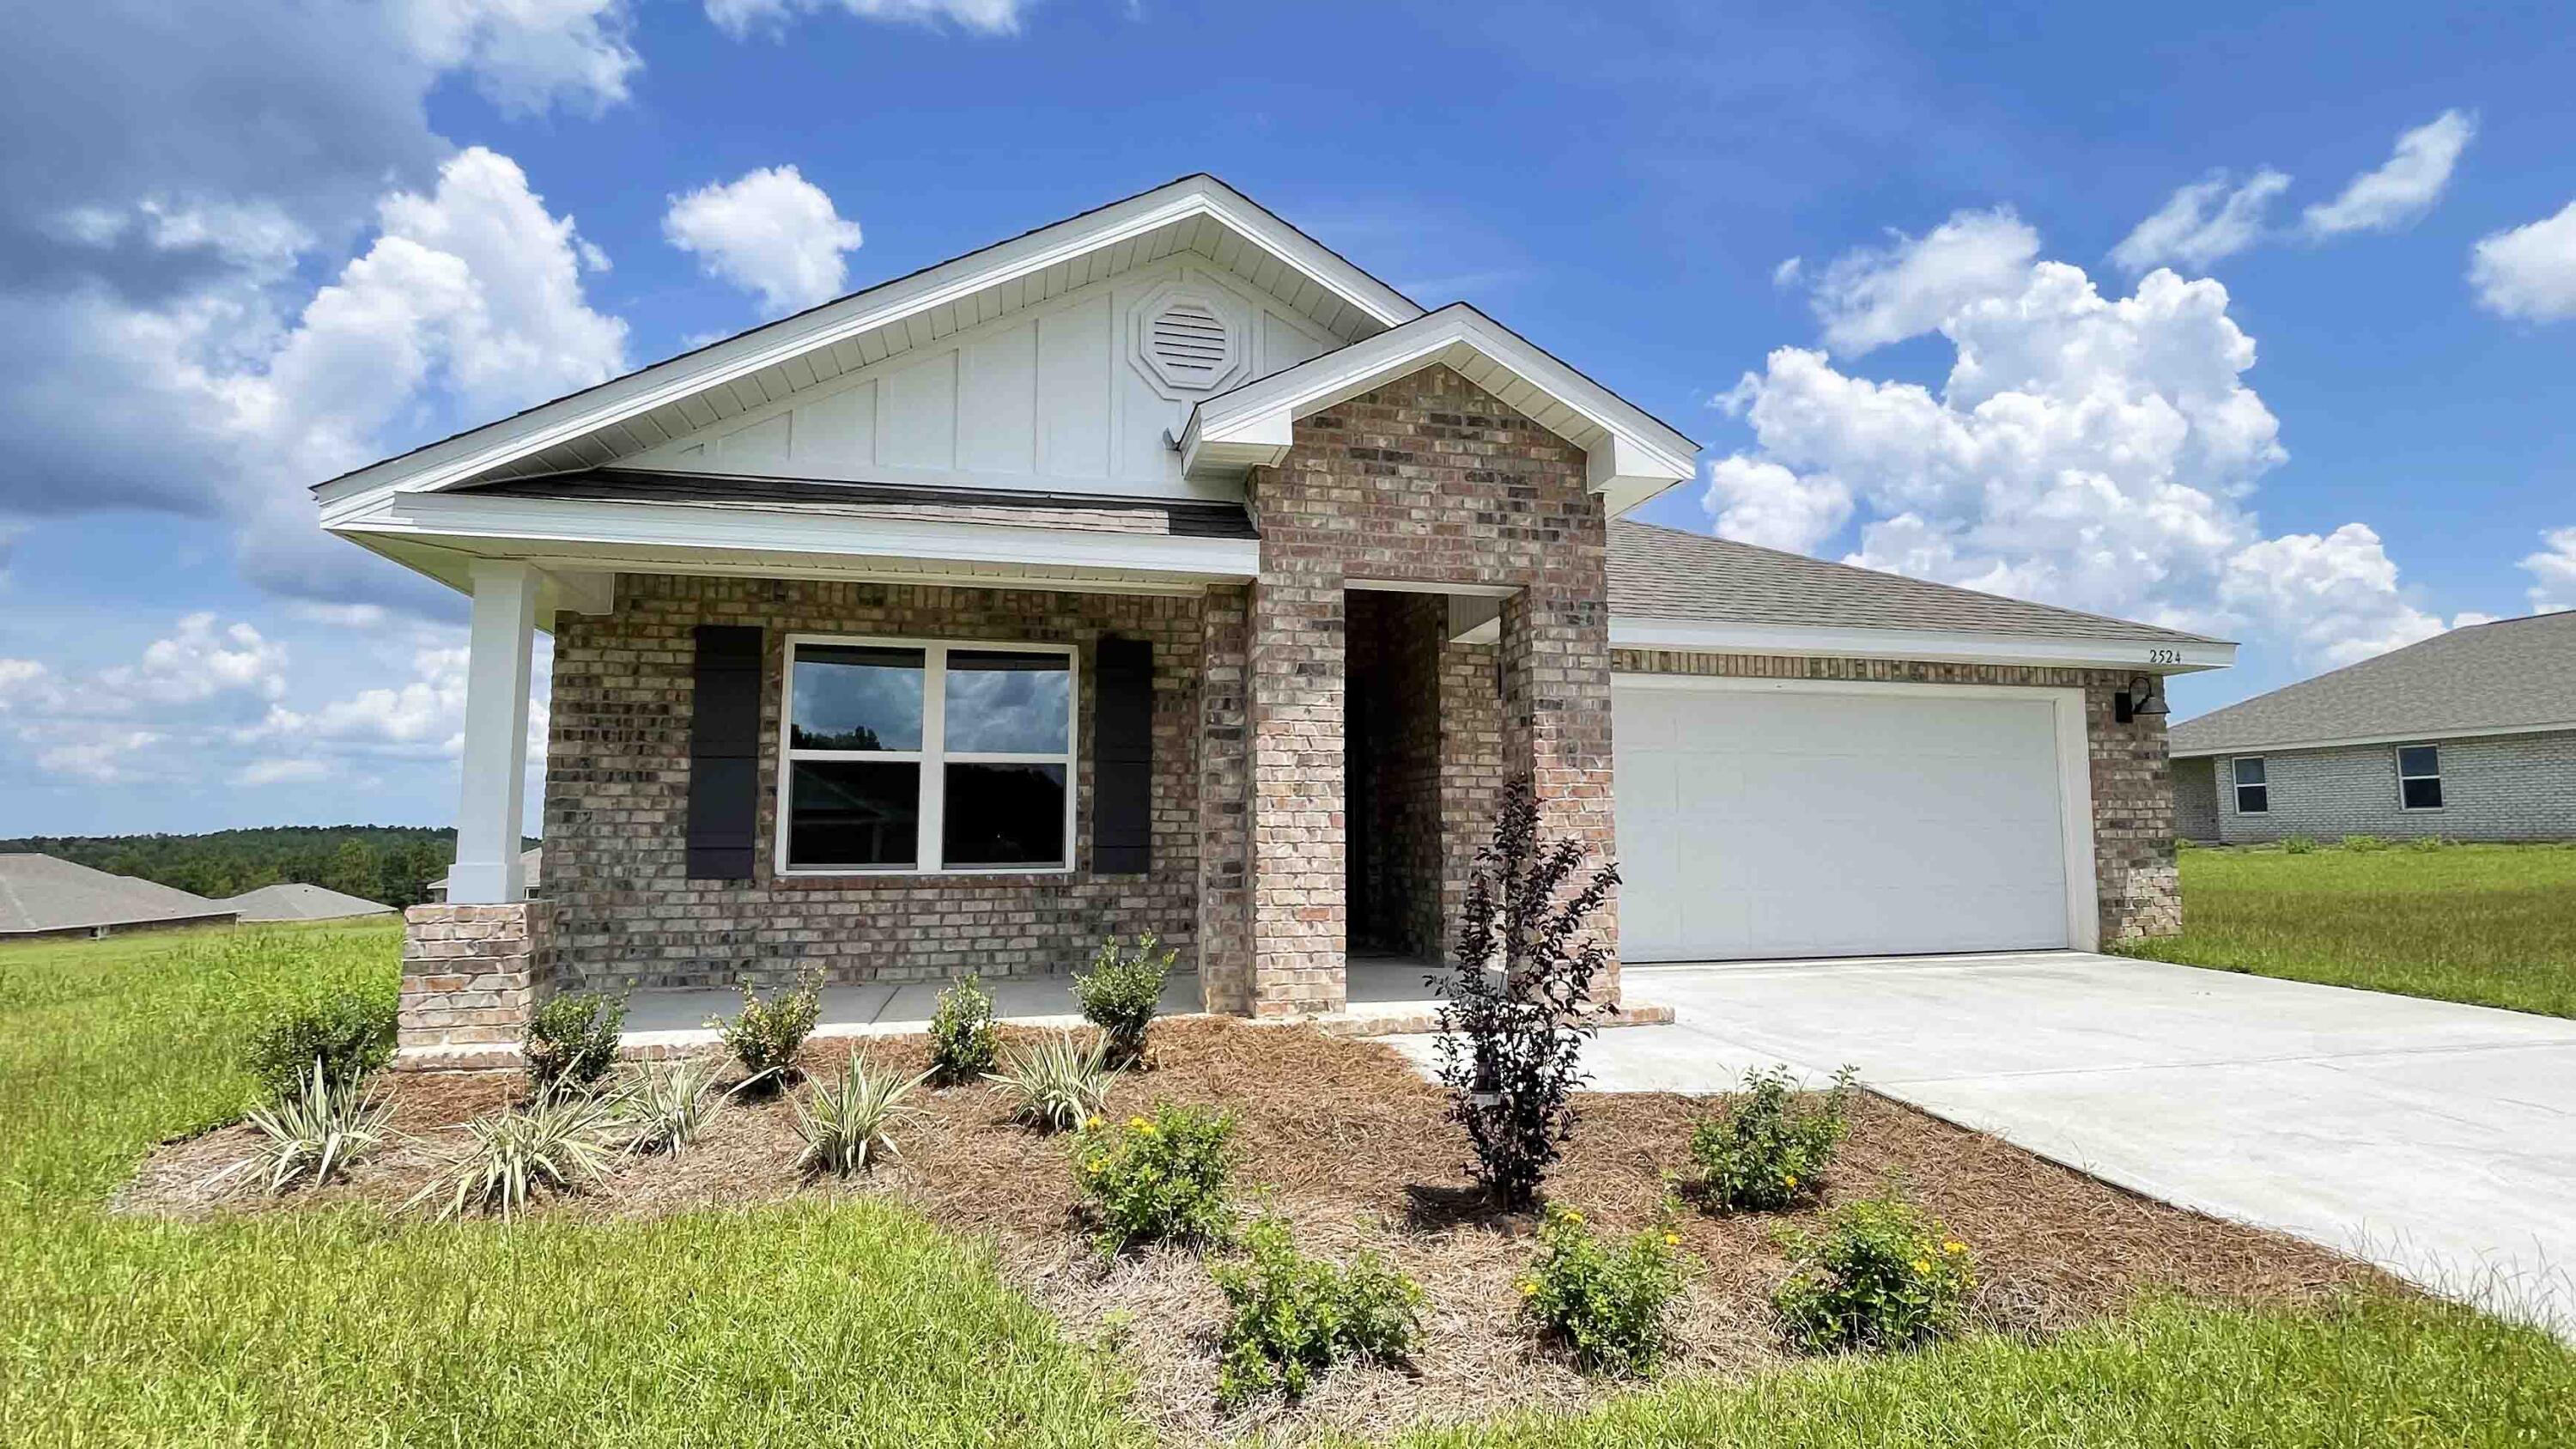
[{"xmin": 1431, "ymin": 778, "xmax": 1619, "ymax": 1212}]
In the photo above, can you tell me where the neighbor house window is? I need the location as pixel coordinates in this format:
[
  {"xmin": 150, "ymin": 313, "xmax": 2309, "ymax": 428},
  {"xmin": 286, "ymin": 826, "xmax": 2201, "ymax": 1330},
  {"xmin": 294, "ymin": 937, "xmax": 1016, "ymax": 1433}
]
[
  {"xmin": 779, "ymin": 636, "xmax": 1076, "ymax": 873},
  {"xmin": 2397, "ymin": 745, "xmax": 2444, "ymax": 810},
  {"xmin": 2232, "ymin": 757, "xmax": 2269, "ymax": 814}
]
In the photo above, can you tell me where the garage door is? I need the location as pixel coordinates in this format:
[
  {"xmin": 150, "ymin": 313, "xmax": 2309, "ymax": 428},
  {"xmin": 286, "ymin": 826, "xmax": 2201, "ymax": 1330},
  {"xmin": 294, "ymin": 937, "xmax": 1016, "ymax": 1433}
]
[{"xmin": 1612, "ymin": 680, "xmax": 2081, "ymax": 962}]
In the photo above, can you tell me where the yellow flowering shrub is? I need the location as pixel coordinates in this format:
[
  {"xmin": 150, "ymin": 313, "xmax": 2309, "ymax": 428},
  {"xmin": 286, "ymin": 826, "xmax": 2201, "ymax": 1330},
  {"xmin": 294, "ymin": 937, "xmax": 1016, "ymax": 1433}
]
[
  {"xmin": 1516, "ymin": 1202, "xmax": 1692, "ymax": 1377},
  {"xmin": 1688, "ymin": 1064, "xmax": 1856, "ymax": 1212},
  {"xmin": 1070, "ymin": 1101, "xmax": 1236, "ymax": 1252},
  {"xmin": 1772, "ymin": 1190, "xmax": 1976, "ymax": 1353}
]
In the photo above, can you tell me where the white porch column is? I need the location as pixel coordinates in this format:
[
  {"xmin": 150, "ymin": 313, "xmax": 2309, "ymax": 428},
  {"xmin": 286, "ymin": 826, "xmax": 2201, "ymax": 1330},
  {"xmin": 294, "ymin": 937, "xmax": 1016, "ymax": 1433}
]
[{"xmin": 448, "ymin": 560, "xmax": 538, "ymax": 904}]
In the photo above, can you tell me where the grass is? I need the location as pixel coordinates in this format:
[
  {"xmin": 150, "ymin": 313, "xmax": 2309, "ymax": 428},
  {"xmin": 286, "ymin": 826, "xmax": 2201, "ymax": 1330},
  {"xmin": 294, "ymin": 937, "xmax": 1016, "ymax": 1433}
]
[
  {"xmin": 2117, "ymin": 842, "xmax": 2576, "ymax": 1018},
  {"xmin": 1, "ymin": 921, "xmax": 2570, "ymax": 1446}
]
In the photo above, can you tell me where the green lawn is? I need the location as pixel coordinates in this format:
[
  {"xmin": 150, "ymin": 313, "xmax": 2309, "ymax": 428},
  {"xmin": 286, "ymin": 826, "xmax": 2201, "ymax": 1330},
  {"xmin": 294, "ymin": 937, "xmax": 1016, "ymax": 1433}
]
[
  {"xmin": 2117, "ymin": 842, "xmax": 2576, "ymax": 1019},
  {"xmin": 2, "ymin": 922, "xmax": 2568, "ymax": 1446}
]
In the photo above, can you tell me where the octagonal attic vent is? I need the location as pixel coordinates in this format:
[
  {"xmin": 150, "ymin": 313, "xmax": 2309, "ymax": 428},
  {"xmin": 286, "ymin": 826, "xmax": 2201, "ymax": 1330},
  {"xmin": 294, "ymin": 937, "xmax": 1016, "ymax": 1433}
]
[{"xmin": 1141, "ymin": 295, "xmax": 1235, "ymax": 393}]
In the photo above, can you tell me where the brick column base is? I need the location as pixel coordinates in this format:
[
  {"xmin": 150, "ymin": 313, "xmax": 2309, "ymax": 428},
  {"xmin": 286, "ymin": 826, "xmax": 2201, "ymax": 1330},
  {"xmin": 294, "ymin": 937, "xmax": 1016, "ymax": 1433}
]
[{"xmin": 396, "ymin": 901, "xmax": 552, "ymax": 1068}]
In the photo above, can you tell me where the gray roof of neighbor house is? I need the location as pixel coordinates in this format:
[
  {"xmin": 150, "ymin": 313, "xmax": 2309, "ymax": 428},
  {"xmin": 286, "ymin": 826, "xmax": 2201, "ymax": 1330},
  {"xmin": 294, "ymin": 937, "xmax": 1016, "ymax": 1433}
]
[
  {"xmin": 2169, "ymin": 611, "xmax": 2576, "ymax": 757},
  {"xmin": 1607, "ymin": 521, "xmax": 2226, "ymax": 645},
  {"xmin": 0, "ymin": 855, "xmax": 239, "ymax": 936},
  {"xmin": 213, "ymin": 882, "xmax": 397, "ymax": 922},
  {"xmin": 427, "ymin": 848, "xmax": 543, "ymax": 898}
]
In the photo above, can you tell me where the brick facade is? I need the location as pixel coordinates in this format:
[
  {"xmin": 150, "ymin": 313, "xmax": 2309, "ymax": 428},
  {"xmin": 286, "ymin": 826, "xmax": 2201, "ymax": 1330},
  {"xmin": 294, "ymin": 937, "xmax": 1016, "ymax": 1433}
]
[
  {"xmin": 2196, "ymin": 729, "xmax": 2576, "ymax": 843},
  {"xmin": 1608, "ymin": 650, "xmax": 2183, "ymax": 945},
  {"xmin": 1236, "ymin": 363, "xmax": 1621, "ymax": 1014},
  {"xmin": 398, "ymin": 901, "xmax": 552, "ymax": 1058},
  {"xmin": 538, "ymin": 576, "xmax": 1206, "ymax": 993}
]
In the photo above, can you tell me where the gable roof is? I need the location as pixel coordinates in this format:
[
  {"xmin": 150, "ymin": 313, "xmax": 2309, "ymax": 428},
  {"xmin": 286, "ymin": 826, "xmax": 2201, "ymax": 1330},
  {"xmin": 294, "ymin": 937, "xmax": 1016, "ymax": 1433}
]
[
  {"xmin": 2169, "ymin": 611, "xmax": 2576, "ymax": 757},
  {"xmin": 1607, "ymin": 521, "xmax": 2234, "ymax": 672},
  {"xmin": 213, "ymin": 882, "xmax": 397, "ymax": 922},
  {"xmin": 313, "ymin": 174, "xmax": 1423, "ymax": 523},
  {"xmin": 1178, "ymin": 303, "xmax": 1700, "ymax": 515},
  {"xmin": 0, "ymin": 855, "xmax": 238, "ymax": 936}
]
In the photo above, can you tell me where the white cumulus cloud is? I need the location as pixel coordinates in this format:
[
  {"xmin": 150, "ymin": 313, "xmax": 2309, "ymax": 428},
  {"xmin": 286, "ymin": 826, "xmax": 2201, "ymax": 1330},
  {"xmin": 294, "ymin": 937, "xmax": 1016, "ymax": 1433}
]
[
  {"xmin": 2302, "ymin": 110, "xmax": 2476, "ymax": 238},
  {"xmin": 2524, "ymin": 527, "xmax": 2576, "ymax": 613},
  {"xmin": 2111, "ymin": 169, "xmax": 2291, "ymax": 275},
  {"xmin": 1716, "ymin": 212, "xmax": 2482, "ymax": 670},
  {"xmin": 2469, "ymin": 199, "xmax": 2576, "ymax": 323},
  {"xmin": 1808, "ymin": 209, "xmax": 2038, "ymax": 356},
  {"xmin": 705, "ymin": 0, "xmax": 1030, "ymax": 37},
  {"xmin": 664, "ymin": 165, "xmax": 866, "ymax": 314}
]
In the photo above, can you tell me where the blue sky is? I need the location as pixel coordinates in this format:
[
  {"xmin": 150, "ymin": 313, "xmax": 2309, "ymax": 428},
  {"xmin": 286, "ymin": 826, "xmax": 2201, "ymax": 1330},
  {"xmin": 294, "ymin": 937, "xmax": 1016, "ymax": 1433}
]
[{"xmin": 2, "ymin": 0, "xmax": 2571, "ymax": 837}]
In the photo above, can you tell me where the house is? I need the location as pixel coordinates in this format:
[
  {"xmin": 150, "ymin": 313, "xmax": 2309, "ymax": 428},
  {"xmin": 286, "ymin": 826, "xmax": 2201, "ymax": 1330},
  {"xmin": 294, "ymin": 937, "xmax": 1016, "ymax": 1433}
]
[
  {"xmin": 0, "ymin": 855, "xmax": 239, "ymax": 940},
  {"xmin": 422, "ymin": 848, "xmax": 543, "ymax": 903},
  {"xmin": 2171, "ymin": 612, "xmax": 2576, "ymax": 843},
  {"xmin": 214, "ymin": 882, "xmax": 398, "ymax": 922},
  {"xmin": 311, "ymin": 175, "xmax": 2231, "ymax": 1062}
]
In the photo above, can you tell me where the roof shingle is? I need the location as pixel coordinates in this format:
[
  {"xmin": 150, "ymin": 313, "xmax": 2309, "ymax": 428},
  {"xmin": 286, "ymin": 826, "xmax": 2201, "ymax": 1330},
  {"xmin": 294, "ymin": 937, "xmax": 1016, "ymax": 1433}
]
[
  {"xmin": 0, "ymin": 855, "xmax": 238, "ymax": 936},
  {"xmin": 2168, "ymin": 612, "xmax": 2576, "ymax": 755}
]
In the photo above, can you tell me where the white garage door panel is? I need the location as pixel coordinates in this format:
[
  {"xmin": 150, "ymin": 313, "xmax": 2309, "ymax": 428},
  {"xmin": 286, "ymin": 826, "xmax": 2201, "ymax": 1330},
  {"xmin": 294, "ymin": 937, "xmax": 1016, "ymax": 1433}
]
[{"xmin": 1614, "ymin": 682, "xmax": 2079, "ymax": 962}]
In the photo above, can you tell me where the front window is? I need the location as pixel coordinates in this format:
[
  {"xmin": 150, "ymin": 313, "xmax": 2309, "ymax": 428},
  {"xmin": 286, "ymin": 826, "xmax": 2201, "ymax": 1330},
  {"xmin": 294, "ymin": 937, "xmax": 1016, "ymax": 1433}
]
[
  {"xmin": 2232, "ymin": 757, "xmax": 2269, "ymax": 814},
  {"xmin": 2397, "ymin": 745, "xmax": 2444, "ymax": 810},
  {"xmin": 781, "ymin": 638, "xmax": 1075, "ymax": 873}
]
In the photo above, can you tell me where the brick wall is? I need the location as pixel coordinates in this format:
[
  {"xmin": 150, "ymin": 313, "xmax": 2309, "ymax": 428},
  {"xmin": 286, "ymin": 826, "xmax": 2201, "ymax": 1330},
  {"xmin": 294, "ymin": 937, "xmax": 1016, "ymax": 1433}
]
[
  {"xmin": 2206, "ymin": 730, "xmax": 2576, "ymax": 843},
  {"xmin": 1239, "ymin": 363, "xmax": 1619, "ymax": 1014},
  {"xmin": 398, "ymin": 901, "xmax": 551, "ymax": 1058},
  {"xmin": 1608, "ymin": 650, "xmax": 2182, "ymax": 944},
  {"xmin": 542, "ymin": 576, "xmax": 1205, "ymax": 992},
  {"xmin": 2172, "ymin": 755, "xmax": 2221, "ymax": 842}
]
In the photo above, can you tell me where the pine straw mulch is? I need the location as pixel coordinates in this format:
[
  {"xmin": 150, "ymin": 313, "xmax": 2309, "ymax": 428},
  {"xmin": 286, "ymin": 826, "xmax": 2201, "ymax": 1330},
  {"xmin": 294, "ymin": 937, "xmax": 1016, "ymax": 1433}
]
[{"xmin": 119, "ymin": 1018, "xmax": 2387, "ymax": 1443}]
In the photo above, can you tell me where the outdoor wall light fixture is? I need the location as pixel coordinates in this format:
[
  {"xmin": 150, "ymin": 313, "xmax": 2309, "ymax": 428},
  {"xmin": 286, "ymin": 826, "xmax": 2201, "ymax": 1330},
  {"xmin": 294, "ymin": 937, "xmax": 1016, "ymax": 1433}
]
[{"xmin": 2114, "ymin": 673, "xmax": 2169, "ymax": 723}]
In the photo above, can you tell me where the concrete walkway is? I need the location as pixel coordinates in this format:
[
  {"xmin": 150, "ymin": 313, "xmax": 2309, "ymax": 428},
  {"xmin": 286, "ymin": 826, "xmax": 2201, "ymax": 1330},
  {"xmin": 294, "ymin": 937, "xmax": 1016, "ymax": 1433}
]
[{"xmin": 1388, "ymin": 951, "xmax": 2576, "ymax": 1336}]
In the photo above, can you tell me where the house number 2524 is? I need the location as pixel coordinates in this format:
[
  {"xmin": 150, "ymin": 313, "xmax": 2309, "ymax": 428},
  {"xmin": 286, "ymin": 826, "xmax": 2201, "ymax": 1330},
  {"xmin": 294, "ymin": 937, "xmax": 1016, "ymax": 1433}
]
[{"xmin": 2145, "ymin": 648, "xmax": 2183, "ymax": 665}]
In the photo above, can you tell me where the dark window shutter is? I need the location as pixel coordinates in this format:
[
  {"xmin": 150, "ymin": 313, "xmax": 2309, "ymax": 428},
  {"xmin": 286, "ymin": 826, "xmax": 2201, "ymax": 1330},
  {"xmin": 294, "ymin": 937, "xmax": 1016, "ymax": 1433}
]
[
  {"xmin": 687, "ymin": 624, "xmax": 762, "ymax": 880},
  {"xmin": 1091, "ymin": 636, "xmax": 1153, "ymax": 874}
]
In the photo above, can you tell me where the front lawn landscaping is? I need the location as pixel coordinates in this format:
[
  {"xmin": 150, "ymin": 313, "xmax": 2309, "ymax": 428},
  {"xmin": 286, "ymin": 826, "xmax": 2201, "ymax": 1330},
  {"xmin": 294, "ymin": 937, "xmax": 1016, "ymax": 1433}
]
[
  {"xmin": 2118, "ymin": 841, "xmax": 2576, "ymax": 1018},
  {"xmin": 3, "ymin": 921, "xmax": 2570, "ymax": 1446}
]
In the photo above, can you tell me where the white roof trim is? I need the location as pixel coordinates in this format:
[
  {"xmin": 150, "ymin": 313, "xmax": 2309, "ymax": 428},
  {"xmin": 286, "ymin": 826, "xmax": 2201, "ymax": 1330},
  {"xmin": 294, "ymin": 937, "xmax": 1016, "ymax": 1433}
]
[
  {"xmin": 1178, "ymin": 303, "xmax": 1700, "ymax": 509},
  {"xmin": 1609, "ymin": 616, "xmax": 2238, "ymax": 674},
  {"xmin": 313, "ymin": 176, "xmax": 1422, "ymax": 525},
  {"xmin": 2170, "ymin": 719, "xmax": 2576, "ymax": 758},
  {"xmin": 333, "ymin": 490, "xmax": 1260, "ymax": 583}
]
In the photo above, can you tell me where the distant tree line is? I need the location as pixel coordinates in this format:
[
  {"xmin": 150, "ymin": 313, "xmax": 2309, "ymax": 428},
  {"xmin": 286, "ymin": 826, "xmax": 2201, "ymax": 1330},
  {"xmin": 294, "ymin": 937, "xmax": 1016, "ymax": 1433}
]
[{"xmin": 0, "ymin": 826, "xmax": 537, "ymax": 910}]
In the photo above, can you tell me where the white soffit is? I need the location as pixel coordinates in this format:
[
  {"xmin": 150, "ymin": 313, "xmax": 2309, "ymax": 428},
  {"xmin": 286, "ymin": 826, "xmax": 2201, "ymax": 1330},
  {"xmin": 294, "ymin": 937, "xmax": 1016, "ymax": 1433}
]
[
  {"xmin": 1177, "ymin": 302, "xmax": 1701, "ymax": 513},
  {"xmin": 312, "ymin": 175, "xmax": 1423, "ymax": 524},
  {"xmin": 1608, "ymin": 616, "xmax": 2239, "ymax": 673}
]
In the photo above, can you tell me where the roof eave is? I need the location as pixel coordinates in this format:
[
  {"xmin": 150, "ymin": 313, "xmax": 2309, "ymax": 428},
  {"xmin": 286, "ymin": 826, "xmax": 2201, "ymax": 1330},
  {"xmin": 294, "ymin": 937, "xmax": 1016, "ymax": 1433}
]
[{"xmin": 1609, "ymin": 615, "xmax": 2239, "ymax": 673}]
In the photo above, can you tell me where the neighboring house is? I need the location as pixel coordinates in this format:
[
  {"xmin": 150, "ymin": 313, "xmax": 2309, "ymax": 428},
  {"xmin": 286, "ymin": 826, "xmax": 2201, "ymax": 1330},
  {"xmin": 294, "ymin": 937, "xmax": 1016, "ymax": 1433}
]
[
  {"xmin": 215, "ymin": 882, "xmax": 398, "ymax": 922},
  {"xmin": 0, "ymin": 855, "xmax": 240, "ymax": 940},
  {"xmin": 312, "ymin": 175, "xmax": 2233, "ymax": 1061},
  {"xmin": 422, "ymin": 849, "xmax": 543, "ymax": 903},
  {"xmin": 2172, "ymin": 612, "xmax": 2576, "ymax": 843}
]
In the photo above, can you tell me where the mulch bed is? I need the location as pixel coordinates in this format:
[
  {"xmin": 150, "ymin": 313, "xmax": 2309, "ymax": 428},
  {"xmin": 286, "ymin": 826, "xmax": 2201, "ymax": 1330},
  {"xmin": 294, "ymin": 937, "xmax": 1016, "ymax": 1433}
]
[{"xmin": 120, "ymin": 1019, "xmax": 2385, "ymax": 1442}]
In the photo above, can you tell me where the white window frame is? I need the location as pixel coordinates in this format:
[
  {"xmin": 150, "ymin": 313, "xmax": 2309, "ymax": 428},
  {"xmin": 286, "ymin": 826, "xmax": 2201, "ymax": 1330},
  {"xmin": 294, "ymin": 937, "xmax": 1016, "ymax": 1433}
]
[
  {"xmin": 776, "ymin": 634, "xmax": 1078, "ymax": 876},
  {"xmin": 2396, "ymin": 744, "xmax": 2444, "ymax": 812},
  {"xmin": 2232, "ymin": 756, "xmax": 2269, "ymax": 815}
]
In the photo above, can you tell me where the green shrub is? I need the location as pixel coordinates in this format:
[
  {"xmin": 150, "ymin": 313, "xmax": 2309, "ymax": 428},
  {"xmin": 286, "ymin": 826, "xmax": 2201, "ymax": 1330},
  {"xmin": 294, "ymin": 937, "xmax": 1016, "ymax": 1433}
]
[
  {"xmin": 615, "ymin": 1055, "xmax": 722, "ymax": 1155},
  {"xmin": 794, "ymin": 1052, "xmax": 927, "ymax": 1176},
  {"xmin": 416, "ymin": 1087, "xmax": 625, "ymax": 1221},
  {"xmin": 1074, "ymin": 935, "xmax": 1176, "ymax": 1066},
  {"xmin": 2403, "ymin": 834, "xmax": 2448, "ymax": 852},
  {"xmin": 241, "ymin": 988, "xmax": 394, "ymax": 1100},
  {"xmin": 1773, "ymin": 1190, "xmax": 1977, "ymax": 1354},
  {"xmin": 1073, "ymin": 1101, "xmax": 1236, "ymax": 1252},
  {"xmin": 522, "ymin": 990, "xmax": 626, "ymax": 1095},
  {"xmin": 1517, "ymin": 1202, "xmax": 1691, "ymax": 1377},
  {"xmin": 1212, "ymin": 1214, "xmax": 1425, "ymax": 1407},
  {"xmin": 1690, "ymin": 1064, "xmax": 1856, "ymax": 1212},
  {"xmin": 2342, "ymin": 834, "xmax": 2389, "ymax": 853},
  {"xmin": 222, "ymin": 1056, "xmax": 396, "ymax": 1194},
  {"xmin": 711, "ymin": 964, "xmax": 823, "ymax": 1086},
  {"xmin": 987, "ymin": 1031, "xmax": 1111, "ymax": 1131},
  {"xmin": 2281, "ymin": 834, "xmax": 2318, "ymax": 855},
  {"xmin": 927, "ymin": 976, "xmax": 999, "ymax": 1084}
]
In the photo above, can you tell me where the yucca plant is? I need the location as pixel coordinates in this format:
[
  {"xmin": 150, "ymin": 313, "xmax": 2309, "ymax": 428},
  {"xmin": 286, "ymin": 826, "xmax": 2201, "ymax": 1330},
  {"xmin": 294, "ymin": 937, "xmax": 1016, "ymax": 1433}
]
[
  {"xmin": 616, "ymin": 1055, "xmax": 723, "ymax": 1155},
  {"xmin": 414, "ymin": 1086, "xmax": 625, "ymax": 1221},
  {"xmin": 986, "ymin": 1031, "xmax": 1112, "ymax": 1131},
  {"xmin": 220, "ymin": 1056, "xmax": 395, "ymax": 1194},
  {"xmin": 794, "ymin": 1052, "xmax": 928, "ymax": 1176}
]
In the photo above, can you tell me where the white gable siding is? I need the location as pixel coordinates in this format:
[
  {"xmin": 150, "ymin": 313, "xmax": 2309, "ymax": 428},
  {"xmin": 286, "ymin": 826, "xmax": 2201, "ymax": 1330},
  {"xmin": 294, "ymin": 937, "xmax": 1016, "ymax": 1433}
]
[{"xmin": 627, "ymin": 258, "xmax": 1335, "ymax": 500}]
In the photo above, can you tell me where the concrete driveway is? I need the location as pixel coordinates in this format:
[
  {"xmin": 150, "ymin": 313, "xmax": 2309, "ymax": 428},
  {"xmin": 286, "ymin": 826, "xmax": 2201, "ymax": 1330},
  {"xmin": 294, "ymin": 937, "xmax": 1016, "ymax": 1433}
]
[{"xmin": 1391, "ymin": 951, "xmax": 2576, "ymax": 1334}]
